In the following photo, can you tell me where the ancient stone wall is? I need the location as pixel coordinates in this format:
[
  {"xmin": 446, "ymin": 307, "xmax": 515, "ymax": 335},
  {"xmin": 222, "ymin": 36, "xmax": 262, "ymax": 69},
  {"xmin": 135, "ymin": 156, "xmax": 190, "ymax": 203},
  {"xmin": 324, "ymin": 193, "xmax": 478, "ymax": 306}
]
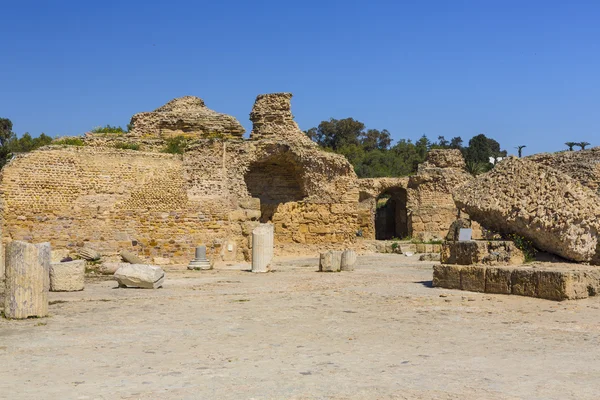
[{"xmin": 0, "ymin": 94, "xmax": 474, "ymax": 264}]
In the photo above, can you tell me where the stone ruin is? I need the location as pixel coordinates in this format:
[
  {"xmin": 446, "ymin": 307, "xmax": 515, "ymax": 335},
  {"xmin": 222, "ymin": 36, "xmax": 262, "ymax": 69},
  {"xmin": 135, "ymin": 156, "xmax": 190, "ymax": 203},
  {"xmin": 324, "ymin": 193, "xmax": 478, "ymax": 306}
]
[{"xmin": 0, "ymin": 93, "xmax": 473, "ymax": 267}]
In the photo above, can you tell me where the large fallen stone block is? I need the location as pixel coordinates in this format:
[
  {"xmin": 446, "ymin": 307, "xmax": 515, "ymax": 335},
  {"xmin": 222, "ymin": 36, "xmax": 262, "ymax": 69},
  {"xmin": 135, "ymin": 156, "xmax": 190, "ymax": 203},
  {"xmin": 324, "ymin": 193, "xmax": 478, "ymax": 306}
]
[
  {"xmin": 441, "ymin": 240, "xmax": 524, "ymax": 266},
  {"xmin": 114, "ymin": 264, "xmax": 165, "ymax": 289},
  {"xmin": 454, "ymin": 157, "xmax": 600, "ymax": 264},
  {"xmin": 50, "ymin": 260, "xmax": 85, "ymax": 292}
]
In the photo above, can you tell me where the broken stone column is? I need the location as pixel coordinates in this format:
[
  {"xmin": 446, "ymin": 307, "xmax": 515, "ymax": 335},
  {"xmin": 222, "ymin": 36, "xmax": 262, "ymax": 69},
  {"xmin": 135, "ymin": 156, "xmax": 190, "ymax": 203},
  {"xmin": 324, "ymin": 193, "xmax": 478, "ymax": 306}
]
[
  {"xmin": 252, "ymin": 224, "xmax": 274, "ymax": 273},
  {"xmin": 4, "ymin": 241, "xmax": 51, "ymax": 319},
  {"xmin": 319, "ymin": 251, "xmax": 342, "ymax": 272},
  {"xmin": 50, "ymin": 260, "xmax": 85, "ymax": 292},
  {"xmin": 340, "ymin": 249, "xmax": 357, "ymax": 271},
  {"xmin": 188, "ymin": 245, "xmax": 211, "ymax": 270}
]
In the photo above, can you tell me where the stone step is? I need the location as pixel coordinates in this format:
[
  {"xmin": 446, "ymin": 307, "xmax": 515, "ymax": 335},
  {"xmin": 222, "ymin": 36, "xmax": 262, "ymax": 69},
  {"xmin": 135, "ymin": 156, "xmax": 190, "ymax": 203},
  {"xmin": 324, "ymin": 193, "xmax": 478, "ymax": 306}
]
[{"xmin": 433, "ymin": 263, "xmax": 600, "ymax": 301}]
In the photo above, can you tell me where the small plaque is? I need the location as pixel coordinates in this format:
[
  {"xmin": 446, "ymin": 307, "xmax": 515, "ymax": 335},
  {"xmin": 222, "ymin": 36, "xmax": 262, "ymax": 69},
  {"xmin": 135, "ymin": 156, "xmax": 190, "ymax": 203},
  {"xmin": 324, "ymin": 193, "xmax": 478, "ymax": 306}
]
[{"xmin": 458, "ymin": 228, "xmax": 472, "ymax": 242}]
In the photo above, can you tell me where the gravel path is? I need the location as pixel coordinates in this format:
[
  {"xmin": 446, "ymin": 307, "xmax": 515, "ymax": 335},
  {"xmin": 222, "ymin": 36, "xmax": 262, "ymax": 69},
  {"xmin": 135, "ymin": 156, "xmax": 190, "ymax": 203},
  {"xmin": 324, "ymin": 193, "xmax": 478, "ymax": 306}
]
[{"xmin": 1, "ymin": 254, "xmax": 599, "ymax": 399}]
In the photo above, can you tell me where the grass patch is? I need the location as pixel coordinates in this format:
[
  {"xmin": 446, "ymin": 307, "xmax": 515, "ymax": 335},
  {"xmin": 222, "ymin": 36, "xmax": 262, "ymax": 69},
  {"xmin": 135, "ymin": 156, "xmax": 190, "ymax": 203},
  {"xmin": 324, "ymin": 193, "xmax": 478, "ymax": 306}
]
[
  {"xmin": 114, "ymin": 142, "xmax": 140, "ymax": 151},
  {"xmin": 53, "ymin": 138, "xmax": 85, "ymax": 146},
  {"xmin": 162, "ymin": 135, "xmax": 188, "ymax": 154},
  {"xmin": 91, "ymin": 125, "xmax": 126, "ymax": 134}
]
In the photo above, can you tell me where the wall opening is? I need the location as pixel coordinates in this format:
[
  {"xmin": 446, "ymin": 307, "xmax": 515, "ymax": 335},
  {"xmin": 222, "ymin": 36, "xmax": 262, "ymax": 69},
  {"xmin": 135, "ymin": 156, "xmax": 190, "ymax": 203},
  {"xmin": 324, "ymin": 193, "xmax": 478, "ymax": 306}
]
[
  {"xmin": 375, "ymin": 187, "xmax": 408, "ymax": 240},
  {"xmin": 244, "ymin": 155, "xmax": 307, "ymax": 222}
]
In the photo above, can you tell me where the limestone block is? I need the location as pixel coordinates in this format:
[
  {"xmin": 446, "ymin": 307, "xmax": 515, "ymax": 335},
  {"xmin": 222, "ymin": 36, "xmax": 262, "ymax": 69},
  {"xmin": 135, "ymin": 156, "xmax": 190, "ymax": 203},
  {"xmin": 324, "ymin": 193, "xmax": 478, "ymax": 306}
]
[
  {"xmin": 485, "ymin": 267, "xmax": 513, "ymax": 294},
  {"xmin": 441, "ymin": 241, "xmax": 524, "ymax": 266},
  {"xmin": 50, "ymin": 260, "xmax": 85, "ymax": 292},
  {"xmin": 535, "ymin": 270, "xmax": 569, "ymax": 301},
  {"xmin": 460, "ymin": 266, "xmax": 486, "ymax": 292},
  {"xmin": 399, "ymin": 244, "xmax": 417, "ymax": 254},
  {"xmin": 114, "ymin": 264, "xmax": 165, "ymax": 289},
  {"xmin": 319, "ymin": 251, "xmax": 342, "ymax": 272},
  {"xmin": 120, "ymin": 250, "xmax": 146, "ymax": 264},
  {"xmin": 251, "ymin": 224, "xmax": 274, "ymax": 273},
  {"xmin": 511, "ymin": 269, "xmax": 537, "ymax": 297},
  {"xmin": 4, "ymin": 241, "xmax": 51, "ymax": 319},
  {"xmin": 432, "ymin": 264, "xmax": 461, "ymax": 289},
  {"xmin": 340, "ymin": 249, "xmax": 357, "ymax": 271}
]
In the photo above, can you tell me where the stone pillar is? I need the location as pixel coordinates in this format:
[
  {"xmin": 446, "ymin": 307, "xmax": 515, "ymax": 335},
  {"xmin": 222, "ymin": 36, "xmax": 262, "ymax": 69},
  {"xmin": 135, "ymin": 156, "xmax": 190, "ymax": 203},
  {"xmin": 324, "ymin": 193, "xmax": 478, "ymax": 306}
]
[
  {"xmin": 4, "ymin": 241, "xmax": 51, "ymax": 319},
  {"xmin": 319, "ymin": 251, "xmax": 342, "ymax": 272},
  {"xmin": 340, "ymin": 249, "xmax": 357, "ymax": 271},
  {"xmin": 50, "ymin": 260, "xmax": 85, "ymax": 292},
  {"xmin": 252, "ymin": 224, "xmax": 274, "ymax": 273},
  {"xmin": 188, "ymin": 245, "xmax": 212, "ymax": 270}
]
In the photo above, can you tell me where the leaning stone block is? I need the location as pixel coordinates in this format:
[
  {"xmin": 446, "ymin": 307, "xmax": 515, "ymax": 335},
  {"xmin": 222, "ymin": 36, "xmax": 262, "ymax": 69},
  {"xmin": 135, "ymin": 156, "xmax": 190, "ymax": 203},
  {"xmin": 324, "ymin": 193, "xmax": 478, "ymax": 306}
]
[
  {"xmin": 114, "ymin": 264, "xmax": 165, "ymax": 289},
  {"xmin": 485, "ymin": 267, "xmax": 513, "ymax": 294},
  {"xmin": 319, "ymin": 251, "xmax": 342, "ymax": 272},
  {"xmin": 460, "ymin": 266, "xmax": 486, "ymax": 292},
  {"xmin": 432, "ymin": 264, "xmax": 461, "ymax": 289},
  {"xmin": 120, "ymin": 250, "xmax": 146, "ymax": 264},
  {"xmin": 4, "ymin": 241, "xmax": 51, "ymax": 319},
  {"xmin": 50, "ymin": 260, "xmax": 85, "ymax": 292},
  {"xmin": 340, "ymin": 249, "xmax": 357, "ymax": 271}
]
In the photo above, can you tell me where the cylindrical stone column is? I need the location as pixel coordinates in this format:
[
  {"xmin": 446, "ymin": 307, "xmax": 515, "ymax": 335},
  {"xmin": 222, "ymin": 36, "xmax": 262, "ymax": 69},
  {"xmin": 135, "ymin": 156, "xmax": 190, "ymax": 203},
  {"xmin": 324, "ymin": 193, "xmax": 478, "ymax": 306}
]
[
  {"xmin": 252, "ymin": 224, "xmax": 274, "ymax": 273},
  {"xmin": 4, "ymin": 241, "xmax": 51, "ymax": 319},
  {"xmin": 340, "ymin": 249, "xmax": 357, "ymax": 271},
  {"xmin": 188, "ymin": 245, "xmax": 211, "ymax": 270},
  {"xmin": 319, "ymin": 250, "xmax": 342, "ymax": 272}
]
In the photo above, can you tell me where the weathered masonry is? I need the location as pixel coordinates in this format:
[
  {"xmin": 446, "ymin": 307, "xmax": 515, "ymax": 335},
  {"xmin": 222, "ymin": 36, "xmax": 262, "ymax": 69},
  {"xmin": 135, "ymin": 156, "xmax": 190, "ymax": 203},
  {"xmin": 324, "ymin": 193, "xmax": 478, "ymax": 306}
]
[{"xmin": 0, "ymin": 93, "xmax": 472, "ymax": 264}]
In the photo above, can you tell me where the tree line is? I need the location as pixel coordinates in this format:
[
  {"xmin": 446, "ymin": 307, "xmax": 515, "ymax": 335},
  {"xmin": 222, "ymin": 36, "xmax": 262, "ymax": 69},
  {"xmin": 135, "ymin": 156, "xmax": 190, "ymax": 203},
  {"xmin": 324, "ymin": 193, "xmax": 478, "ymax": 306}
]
[
  {"xmin": 305, "ymin": 118, "xmax": 508, "ymax": 178},
  {"xmin": 0, "ymin": 118, "xmax": 53, "ymax": 168}
]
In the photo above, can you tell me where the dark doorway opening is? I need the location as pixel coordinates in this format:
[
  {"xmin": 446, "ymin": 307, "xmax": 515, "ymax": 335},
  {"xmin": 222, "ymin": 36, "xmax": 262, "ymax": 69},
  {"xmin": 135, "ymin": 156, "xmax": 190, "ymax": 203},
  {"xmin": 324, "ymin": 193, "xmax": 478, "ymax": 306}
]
[{"xmin": 375, "ymin": 188, "xmax": 408, "ymax": 240}]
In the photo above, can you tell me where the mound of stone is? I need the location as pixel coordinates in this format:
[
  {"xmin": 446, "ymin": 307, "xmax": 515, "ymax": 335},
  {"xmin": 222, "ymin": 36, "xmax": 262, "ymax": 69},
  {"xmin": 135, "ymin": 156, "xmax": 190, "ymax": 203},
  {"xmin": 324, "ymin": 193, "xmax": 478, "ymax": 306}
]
[
  {"xmin": 454, "ymin": 157, "xmax": 600, "ymax": 264},
  {"xmin": 128, "ymin": 96, "xmax": 245, "ymax": 139},
  {"xmin": 114, "ymin": 264, "xmax": 165, "ymax": 289}
]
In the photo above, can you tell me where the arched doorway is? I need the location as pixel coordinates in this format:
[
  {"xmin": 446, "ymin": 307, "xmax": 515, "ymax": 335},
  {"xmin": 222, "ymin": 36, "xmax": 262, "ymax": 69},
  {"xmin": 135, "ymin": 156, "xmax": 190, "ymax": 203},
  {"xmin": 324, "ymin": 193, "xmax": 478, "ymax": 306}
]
[
  {"xmin": 375, "ymin": 187, "xmax": 408, "ymax": 240},
  {"xmin": 244, "ymin": 154, "xmax": 307, "ymax": 222}
]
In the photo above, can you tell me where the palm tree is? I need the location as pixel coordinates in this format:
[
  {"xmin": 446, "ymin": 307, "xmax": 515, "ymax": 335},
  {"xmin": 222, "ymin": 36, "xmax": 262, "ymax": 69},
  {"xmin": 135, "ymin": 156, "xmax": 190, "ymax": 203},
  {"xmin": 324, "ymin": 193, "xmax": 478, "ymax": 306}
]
[
  {"xmin": 515, "ymin": 145, "xmax": 526, "ymax": 158},
  {"xmin": 565, "ymin": 142, "xmax": 577, "ymax": 151},
  {"xmin": 578, "ymin": 141, "xmax": 591, "ymax": 150},
  {"xmin": 465, "ymin": 160, "xmax": 487, "ymax": 176}
]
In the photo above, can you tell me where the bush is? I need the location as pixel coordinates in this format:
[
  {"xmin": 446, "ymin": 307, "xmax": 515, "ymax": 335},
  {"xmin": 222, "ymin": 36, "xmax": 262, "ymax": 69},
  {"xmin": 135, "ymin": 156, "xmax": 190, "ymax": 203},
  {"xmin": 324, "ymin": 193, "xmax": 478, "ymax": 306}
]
[
  {"xmin": 53, "ymin": 138, "xmax": 85, "ymax": 146},
  {"xmin": 114, "ymin": 142, "xmax": 140, "ymax": 151},
  {"xmin": 507, "ymin": 233, "xmax": 538, "ymax": 263},
  {"xmin": 162, "ymin": 136, "xmax": 188, "ymax": 154},
  {"xmin": 91, "ymin": 125, "xmax": 126, "ymax": 134}
]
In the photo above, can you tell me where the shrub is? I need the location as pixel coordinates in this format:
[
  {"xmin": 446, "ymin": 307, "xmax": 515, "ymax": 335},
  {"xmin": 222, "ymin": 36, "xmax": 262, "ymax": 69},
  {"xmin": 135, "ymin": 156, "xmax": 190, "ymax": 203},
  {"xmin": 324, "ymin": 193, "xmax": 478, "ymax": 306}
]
[
  {"xmin": 114, "ymin": 142, "xmax": 140, "ymax": 151},
  {"xmin": 508, "ymin": 233, "xmax": 538, "ymax": 263},
  {"xmin": 91, "ymin": 125, "xmax": 126, "ymax": 134},
  {"xmin": 162, "ymin": 136, "xmax": 188, "ymax": 154},
  {"xmin": 53, "ymin": 138, "xmax": 85, "ymax": 146}
]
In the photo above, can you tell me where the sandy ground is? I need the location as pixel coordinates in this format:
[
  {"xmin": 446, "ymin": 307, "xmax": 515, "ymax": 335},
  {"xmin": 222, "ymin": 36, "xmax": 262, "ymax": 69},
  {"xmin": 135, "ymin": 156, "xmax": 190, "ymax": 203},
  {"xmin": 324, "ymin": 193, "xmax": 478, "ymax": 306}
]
[{"xmin": 1, "ymin": 254, "xmax": 600, "ymax": 400}]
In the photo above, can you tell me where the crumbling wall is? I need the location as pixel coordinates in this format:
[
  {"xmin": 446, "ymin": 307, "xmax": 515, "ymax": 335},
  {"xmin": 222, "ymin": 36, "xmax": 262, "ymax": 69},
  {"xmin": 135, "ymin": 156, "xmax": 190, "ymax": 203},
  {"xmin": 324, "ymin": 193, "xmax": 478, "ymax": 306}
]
[
  {"xmin": 407, "ymin": 149, "xmax": 473, "ymax": 241},
  {"xmin": 128, "ymin": 96, "xmax": 245, "ymax": 139}
]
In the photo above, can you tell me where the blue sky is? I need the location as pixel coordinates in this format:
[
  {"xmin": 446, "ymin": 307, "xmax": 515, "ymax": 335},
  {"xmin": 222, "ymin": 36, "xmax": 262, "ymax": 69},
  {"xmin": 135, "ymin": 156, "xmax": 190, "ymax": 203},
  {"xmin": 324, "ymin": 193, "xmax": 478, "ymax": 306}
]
[{"xmin": 1, "ymin": 0, "xmax": 598, "ymax": 155}]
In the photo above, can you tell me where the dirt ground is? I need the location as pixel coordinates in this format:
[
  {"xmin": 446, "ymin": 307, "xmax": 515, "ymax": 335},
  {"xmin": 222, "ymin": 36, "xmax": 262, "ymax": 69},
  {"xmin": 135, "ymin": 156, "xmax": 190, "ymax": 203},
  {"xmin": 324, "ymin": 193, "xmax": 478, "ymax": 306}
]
[{"xmin": 1, "ymin": 254, "xmax": 600, "ymax": 400}]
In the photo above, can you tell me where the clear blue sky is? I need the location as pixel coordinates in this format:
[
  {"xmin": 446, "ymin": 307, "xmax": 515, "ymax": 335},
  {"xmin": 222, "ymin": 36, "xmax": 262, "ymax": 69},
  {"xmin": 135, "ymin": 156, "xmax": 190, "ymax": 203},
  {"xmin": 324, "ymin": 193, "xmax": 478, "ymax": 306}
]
[{"xmin": 2, "ymin": 0, "xmax": 598, "ymax": 155}]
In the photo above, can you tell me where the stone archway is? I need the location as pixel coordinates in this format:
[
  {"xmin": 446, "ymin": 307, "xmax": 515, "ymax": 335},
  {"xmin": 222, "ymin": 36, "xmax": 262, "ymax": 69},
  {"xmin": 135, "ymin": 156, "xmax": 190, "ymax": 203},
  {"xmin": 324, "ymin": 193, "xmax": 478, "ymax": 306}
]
[
  {"xmin": 244, "ymin": 154, "xmax": 307, "ymax": 222},
  {"xmin": 375, "ymin": 187, "xmax": 408, "ymax": 240}
]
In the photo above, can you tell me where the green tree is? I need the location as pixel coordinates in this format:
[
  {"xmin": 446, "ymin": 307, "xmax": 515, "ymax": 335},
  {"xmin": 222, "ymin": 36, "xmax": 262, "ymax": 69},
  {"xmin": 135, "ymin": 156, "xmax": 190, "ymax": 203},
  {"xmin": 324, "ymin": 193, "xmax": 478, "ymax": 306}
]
[
  {"xmin": 565, "ymin": 142, "xmax": 577, "ymax": 151},
  {"xmin": 449, "ymin": 136, "xmax": 464, "ymax": 149},
  {"xmin": 578, "ymin": 141, "xmax": 591, "ymax": 150},
  {"xmin": 305, "ymin": 118, "xmax": 365, "ymax": 150},
  {"xmin": 0, "ymin": 118, "xmax": 16, "ymax": 168},
  {"xmin": 465, "ymin": 133, "xmax": 507, "ymax": 168}
]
